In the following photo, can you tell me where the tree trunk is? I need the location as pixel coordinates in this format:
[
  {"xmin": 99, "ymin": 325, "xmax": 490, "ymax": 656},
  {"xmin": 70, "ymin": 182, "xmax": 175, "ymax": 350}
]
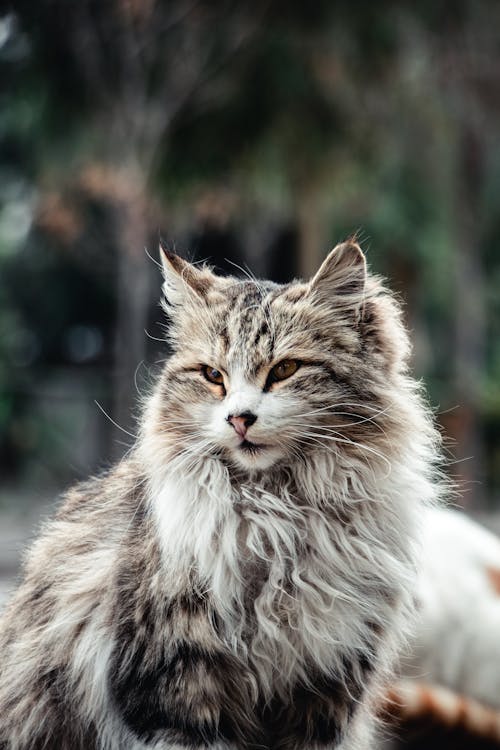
[
  {"xmin": 112, "ymin": 177, "xmax": 153, "ymax": 455},
  {"xmin": 451, "ymin": 126, "xmax": 486, "ymax": 508},
  {"xmin": 295, "ymin": 182, "xmax": 328, "ymax": 279}
]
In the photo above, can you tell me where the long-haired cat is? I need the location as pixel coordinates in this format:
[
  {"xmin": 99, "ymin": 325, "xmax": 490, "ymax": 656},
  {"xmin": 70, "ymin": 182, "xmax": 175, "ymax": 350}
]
[
  {"xmin": 382, "ymin": 679, "xmax": 500, "ymax": 749},
  {"xmin": 380, "ymin": 508, "xmax": 500, "ymax": 749},
  {"xmin": 409, "ymin": 508, "xmax": 500, "ymax": 708},
  {"xmin": 0, "ymin": 241, "xmax": 440, "ymax": 749}
]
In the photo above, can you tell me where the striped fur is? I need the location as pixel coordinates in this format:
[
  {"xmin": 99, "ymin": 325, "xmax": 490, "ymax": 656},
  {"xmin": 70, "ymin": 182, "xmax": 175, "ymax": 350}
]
[
  {"xmin": 0, "ymin": 242, "xmax": 441, "ymax": 749},
  {"xmin": 382, "ymin": 679, "xmax": 500, "ymax": 748}
]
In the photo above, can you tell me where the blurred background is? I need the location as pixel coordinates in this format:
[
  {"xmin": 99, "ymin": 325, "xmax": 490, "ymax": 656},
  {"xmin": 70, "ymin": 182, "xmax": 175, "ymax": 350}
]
[
  {"xmin": 3, "ymin": 0, "xmax": 500, "ymax": 500},
  {"xmin": 1, "ymin": 1, "xmax": 500, "ymax": 745},
  {"xmin": 4, "ymin": 0, "xmax": 500, "ymax": 504},
  {"xmin": 2, "ymin": 0, "xmax": 500, "ymax": 577}
]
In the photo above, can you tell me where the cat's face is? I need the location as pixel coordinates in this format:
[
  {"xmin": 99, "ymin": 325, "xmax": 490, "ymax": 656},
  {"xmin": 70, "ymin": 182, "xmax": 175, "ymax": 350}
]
[{"xmin": 151, "ymin": 242, "xmax": 407, "ymax": 474}]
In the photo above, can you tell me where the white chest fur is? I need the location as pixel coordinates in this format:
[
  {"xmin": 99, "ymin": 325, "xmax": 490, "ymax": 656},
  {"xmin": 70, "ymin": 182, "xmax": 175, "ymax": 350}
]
[{"xmin": 151, "ymin": 451, "xmax": 423, "ymax": 698}]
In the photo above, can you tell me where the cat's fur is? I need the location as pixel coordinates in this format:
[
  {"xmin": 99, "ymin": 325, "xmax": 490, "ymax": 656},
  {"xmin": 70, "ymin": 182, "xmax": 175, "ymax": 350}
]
[
  {"xmin": 382, "ymin": 679, "xmax": 500, "ymax": 748},
  {"xmin": 0, "ymin": 241, "xmax": 440, "ymax": 749},
  {"xmin": 406, "ymin": 508, "xmax": 500, "ymax": 709},
  {"xmin": 381, "ymin": 505, "xmax": 500, "ymax": 749},
  {"xmin": 380, "ymin": 509, "xmax": 500, "ymax": 749}
]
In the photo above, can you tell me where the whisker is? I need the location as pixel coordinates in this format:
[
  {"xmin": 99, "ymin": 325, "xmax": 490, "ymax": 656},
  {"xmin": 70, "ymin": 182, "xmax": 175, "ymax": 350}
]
[
  {"xmin": 94, "ymin": 400, "xmax": 137, "ymax": 439},
  {"xmin": 144, "ymin": 329, "xmax": 167, "ymax": 343},
  {"xmin": 289, "ymin": 402, "xmax": 393, "ymax": 419},
  {"xmin": 291, "ymin": 429, "xmax": 392, "ymax": 474},
  {"xmin": 287, "ymin": 412, "xmax": 391, "ymax": 436}
]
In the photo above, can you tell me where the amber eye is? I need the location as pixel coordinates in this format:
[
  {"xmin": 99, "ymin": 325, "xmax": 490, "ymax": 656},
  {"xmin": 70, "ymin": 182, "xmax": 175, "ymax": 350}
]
[
  {"xmin": 202, "ymin": 365, "xmax": 224, "ymax": 385},
  {"xmin": 269, "ymin": 359, "xmax": 299, "ymax": 383}
]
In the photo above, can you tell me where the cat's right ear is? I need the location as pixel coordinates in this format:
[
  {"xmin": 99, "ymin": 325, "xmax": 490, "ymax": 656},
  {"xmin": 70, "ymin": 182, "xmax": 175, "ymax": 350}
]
[
  {"xmin": 159, "ymin": 242, "xmax": 215, "ymax": 308},
  {"xmin": 307, "ymin": 240, "xmax": 367, "ymax": 320}
]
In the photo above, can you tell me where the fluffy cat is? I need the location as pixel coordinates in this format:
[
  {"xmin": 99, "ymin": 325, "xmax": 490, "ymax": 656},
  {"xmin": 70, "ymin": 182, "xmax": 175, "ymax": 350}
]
[
  {"xmin": 0, "ymin": 241, "xmax": 440, "ymax": 750},
  {"xmin": 406, "ymin": 507, "xmax": 500, "ymax": 709},
  {"xmin": 382, "ymin": 678, "xmax": 500, "ymax": 749},
  {"xmin": 379, "ymin": 508, "xmax": 500, "ymax": 749}
]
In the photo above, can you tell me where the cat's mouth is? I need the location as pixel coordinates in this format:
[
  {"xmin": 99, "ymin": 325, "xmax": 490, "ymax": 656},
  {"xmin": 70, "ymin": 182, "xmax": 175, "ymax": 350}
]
[
  {"xmin": 239, "ymin": 439, "xmax": 268, "ymax": 454},
  {"xmin": 229, "ymin": 437, "xmax": 282, "ymax": 470}
]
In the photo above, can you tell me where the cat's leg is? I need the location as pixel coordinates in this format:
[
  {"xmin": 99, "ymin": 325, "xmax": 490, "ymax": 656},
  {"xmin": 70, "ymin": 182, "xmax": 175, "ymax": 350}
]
[
  {"xmin": 264, "ymin": 654, "xmax": 377, "ymax": 750},
  {"xmin": 110, "ymin": 632, "xmax": 259, "ymax": 748},
  {"xmin": 334, "ymin": 708, "xmax": 378, "ymax": 750},
  {"xmin": 0, "ymin": 657, "xmax": 101, "ymax": 750}
]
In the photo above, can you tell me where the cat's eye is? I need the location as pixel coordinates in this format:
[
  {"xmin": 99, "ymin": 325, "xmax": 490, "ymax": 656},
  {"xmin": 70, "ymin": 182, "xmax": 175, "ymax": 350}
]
[
  {"xmin": 202, "ymin": 365, "xmax": 224, "ymax": 385},
  {"xmin": 269, "ymin": 359, "xmax": 300, "ymax": 383}
]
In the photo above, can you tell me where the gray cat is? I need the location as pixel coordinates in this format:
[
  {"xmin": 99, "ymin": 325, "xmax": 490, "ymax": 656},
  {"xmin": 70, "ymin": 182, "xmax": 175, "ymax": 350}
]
[{"xmin": 0, "ymin": 241, "xmax": 441, "ymax": 749}]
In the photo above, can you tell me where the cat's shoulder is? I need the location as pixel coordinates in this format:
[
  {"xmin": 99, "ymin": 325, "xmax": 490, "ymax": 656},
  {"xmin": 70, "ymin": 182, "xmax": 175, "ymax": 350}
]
[
  {"xmin": 54, "ymin": 457, "xmax": 146, "ymax": 520},
  {"xmin": 13, "ymin": 458, "xmax": 147, "ymax": 585}
]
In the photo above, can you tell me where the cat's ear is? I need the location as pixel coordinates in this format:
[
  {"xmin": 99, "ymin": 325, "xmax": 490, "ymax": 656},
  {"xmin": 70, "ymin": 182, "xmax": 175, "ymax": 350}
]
[
  {"xmin": 308, "ymin": 240, "xmax": 367, "ymax": 317},
  {"xmin": 160, "ymin": 242, "xmax": 216, "ymax": 307}
]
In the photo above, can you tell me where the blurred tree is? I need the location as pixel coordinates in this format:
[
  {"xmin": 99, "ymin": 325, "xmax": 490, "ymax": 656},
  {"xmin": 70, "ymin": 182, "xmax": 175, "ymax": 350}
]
[
  {"xmin": 2, "ymin": 0, "xmax": 500, "ymax": 500},
  {"xmin": 7, "ymin": 0, "xmax": 268, "ymax": 437}
]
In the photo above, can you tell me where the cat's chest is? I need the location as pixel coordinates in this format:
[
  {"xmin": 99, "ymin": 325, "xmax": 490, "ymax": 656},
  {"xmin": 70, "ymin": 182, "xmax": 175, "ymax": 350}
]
[
  {"xmin": 154, "ymin": 473, "xmax": 387, "ymax": 638},
  {"xmin": 233, "ymin": 504, "xmax": 349, "ymax": 616}
]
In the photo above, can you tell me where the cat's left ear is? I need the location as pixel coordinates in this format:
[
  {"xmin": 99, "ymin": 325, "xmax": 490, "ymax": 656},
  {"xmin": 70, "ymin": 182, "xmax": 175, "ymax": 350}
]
[
  {"xmin": 308, "ymin": 240, "xmax": 367, "ymax": 318},
  {"xmin": 160, "ymin": 242, "xmax": 216, "ymax": 307}
]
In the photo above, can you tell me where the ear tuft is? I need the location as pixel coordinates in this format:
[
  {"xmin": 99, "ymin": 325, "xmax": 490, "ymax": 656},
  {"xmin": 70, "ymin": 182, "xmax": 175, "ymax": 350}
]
[
  {"xmin": 159, "ymin": 240, "xmax": 186, "ymax": 277},
  {"xmin": 159, "ymin": 242, "xmax": 214, "ymax": 307},
  {"xmin": 311, "ymin": 241, "xmax": 366, "ymax": 293},
  {"xmin": 309, "ymin": 241, "xmax": 367, "ymax": 317}
]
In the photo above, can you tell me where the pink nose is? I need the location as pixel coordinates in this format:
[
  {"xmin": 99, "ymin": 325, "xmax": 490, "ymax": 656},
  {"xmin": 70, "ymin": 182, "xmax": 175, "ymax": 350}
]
[{"xmin": 227, "ymin": 412, "xmax": 257, "ymax": 438}]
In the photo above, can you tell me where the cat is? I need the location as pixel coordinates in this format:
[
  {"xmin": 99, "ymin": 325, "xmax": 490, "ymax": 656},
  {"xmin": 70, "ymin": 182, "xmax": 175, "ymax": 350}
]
[
  {"xmin": 0, "ymin": 240, "xmax": 441, "ymax": 750},
  {"xmin": 382, "ymin": 678, "xmax": 500, "ymax": 749},
  {"xmin": 405, "ymin": 507, "xmax": 500, "ymax": 709},
  {"xmin": 379, "ymin": 507, "xmax": 500, "ymax": 749}
]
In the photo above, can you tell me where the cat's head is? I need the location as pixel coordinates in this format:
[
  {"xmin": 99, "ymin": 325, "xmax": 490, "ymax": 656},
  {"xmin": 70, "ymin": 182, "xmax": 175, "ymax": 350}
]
[{"xmin": 146, "ymin": 241, "xmax": 411, "ymax": 475}]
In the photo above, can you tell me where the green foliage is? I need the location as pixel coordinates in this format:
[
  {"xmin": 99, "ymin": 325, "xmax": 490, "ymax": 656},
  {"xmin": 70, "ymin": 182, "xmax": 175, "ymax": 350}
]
[{"xmin": 1, "ymin": 1, "xmax": 500, "ymax": 500}]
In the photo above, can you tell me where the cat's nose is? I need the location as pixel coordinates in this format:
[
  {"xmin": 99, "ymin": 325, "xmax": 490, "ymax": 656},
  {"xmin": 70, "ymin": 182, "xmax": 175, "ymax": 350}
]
[{"xmin": 226, "ymin": 411, "xmax": 257, "ymax": 438}]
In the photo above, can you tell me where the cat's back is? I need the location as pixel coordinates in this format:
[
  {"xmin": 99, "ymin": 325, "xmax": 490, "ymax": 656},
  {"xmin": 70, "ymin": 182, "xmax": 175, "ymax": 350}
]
[
  {"xmin": 1, "ymin": 458, "xmax": 144, "ymax": 615},
  {"xmin": 406, "ymin": 507, "xmax": 500, "ymax": 709}
]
